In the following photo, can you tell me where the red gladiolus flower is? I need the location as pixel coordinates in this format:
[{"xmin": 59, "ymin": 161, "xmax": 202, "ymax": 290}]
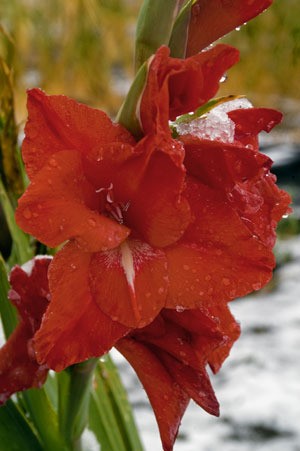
[
  {"xmin": 16, "ymin": 43, "xmax": 290, "ymax": 374},
  {"xmin": 0, "ymin": 257, "xmax": 51, "ymax": 404},
  {"xmin": 117, "ymin": 305, "xmax": 240, "ymax": 451},
  {"xmin": 187, "ymin": 0, "xmax": 273, "ymax": 57}
]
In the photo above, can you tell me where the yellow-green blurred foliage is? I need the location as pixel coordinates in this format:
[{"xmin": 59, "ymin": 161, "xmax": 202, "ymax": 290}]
[
  {"xmin": 0, "ymin": 0, "xmax": 299, "ymax": 123},
  {"xmin": 0, "ymin": 0, "xmax": 139, "ymax": 120}
]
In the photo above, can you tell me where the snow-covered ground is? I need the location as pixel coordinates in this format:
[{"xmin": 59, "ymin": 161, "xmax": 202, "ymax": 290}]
[{"xmin": 113, "ymin": 233, "xmax": 300, "ymax": 451}]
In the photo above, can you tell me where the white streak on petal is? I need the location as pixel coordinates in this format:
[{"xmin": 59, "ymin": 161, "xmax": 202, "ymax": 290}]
[{"xmin": 120, "ymin": 241, "xmax": 135, "ymax": 293}]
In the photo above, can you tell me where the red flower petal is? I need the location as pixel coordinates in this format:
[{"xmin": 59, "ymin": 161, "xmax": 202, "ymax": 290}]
[
  {"xmin": 135, "ymin": 314, "xmax": 201, "ymax": 370},
  {"xmin": 23, "ymin": 88, "xmax": 134, "ymax": 179},
  {"xmin": 123, "ymin": 135, "xmax": 191, "ymax": 248},
  {"xmin": 89, "ymin": 239, "xmax": 168, "ymax": 328},
  {"xmin": 0, "ymin": 324, "xmax": 48, "ymax": 405},
  {"xmin": 0, "ymin": 258, "xmax": 51, "ymax": 404},
  {"xmin": 162, "ymin": 309, "xmax": 228, "ymax": 365},
  {"xmin": 16, "ymin": 150, "xmax": 129, "ymax": 252},
  {"xmin": 116, "ymin": 338, "xmax": 189, "ymax": 451},
  {"xmin": 33, "ymin": 242, "xmax": 129, "ymax": 371},
  {"xmin": 181, "ymin": 136, "xmax": 269, "ymax": 191},
  {"xmin": 182, "ymin": 137, "xmax": 291, "ymax": 248},
  {"xmin": 83, "ymin": 134, "xmax": 191, "ymax": 248},
  {"xmin": 158, "ymin": 351, "xmax": 219, "ymax": 416},
  {"xmin": 140, "ymin": 44, "xmax": 239, "ymax": 134},
  {"xmin": 187, "ymin": 0, "xmax": 273, "ymax": 56},
  {"xmin": 228, "ymin": 107, "xmax": 283, "ymax": 149},
  {"xmin": 165, "ymin": 179, "xmax": 275, "ymax": 310},
  {"xmin": 207, "ymin": 303, "xmax": 241, "ymax": 373}
]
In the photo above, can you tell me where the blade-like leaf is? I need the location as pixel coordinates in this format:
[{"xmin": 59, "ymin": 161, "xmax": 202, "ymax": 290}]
[
  {"xmin": 0, "ymin": 253, "xmax": 17, "ymax": 338},
  {"xmin": 89, "ymin": 355, "xmax": 143, "ymax": 451},
  {"xmin": 169, "ymin": 0, "xmax": 194, "ymax": 58},
  {"xmin": 116, "ymin": 62, "xmax": 148, "ymax": 139},
  {"xmin": 135, "ymin": 0, "xmax": 183, "ymax": 70},
  {"xmin": 0, "ymin": 399, "xmax": 43, "ymax": 451},
  {"xmin": 0, "ymin": 176, "xmax": 33, "ymax": 266},
  {"xmin": 21, "ymin": 389, "xmax": 67, "ymax": 451}
]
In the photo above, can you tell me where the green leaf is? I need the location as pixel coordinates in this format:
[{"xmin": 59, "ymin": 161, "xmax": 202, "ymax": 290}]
[
  {"xmin": 0, "ymin": 253, "xmax": 17, "ymax": 338},
  {"xmin": 57, "ymin": 359, "xmax": 98, "ymax": 450},
  {"xmin": 169, "ymin": 0, "xmax": 194, "ymax": 58},
  {"xmin": 0, "ymin": 175, "xmax": 33, "ymax": 266},
  {"xmin": 135, "ymin": 0, "xmax": 183, "ymax": 71},
  {"xmin": 89, "ymin": 355, "xmax": 143, "ymax": 451},
  {"xmin": 116, "ymin": 62, "xmax": 148, "ymax": 139},
  {"xmin": 0, "ymin": 399, "xmax": 43, "ymax": 451},
  {"xmin": 21, "ymin": 389, "xmax": 67, "ymax": 451}
]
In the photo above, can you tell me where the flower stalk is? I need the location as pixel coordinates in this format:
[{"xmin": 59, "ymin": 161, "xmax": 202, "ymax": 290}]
[
  {"xmin": 135, "ymin": 0, "xmax": 183, "ymax": 71},
  {"xmin": 58, "ymin": 359, "xmax": 98, "ymax": 450}
]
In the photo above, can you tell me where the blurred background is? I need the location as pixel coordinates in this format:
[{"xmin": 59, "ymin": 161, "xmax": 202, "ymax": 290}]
[{"xmin": 0, "ymin": 1, "xmax": 299, "ymax": 450}]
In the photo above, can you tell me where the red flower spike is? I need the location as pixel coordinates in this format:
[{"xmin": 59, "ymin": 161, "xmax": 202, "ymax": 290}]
[
  {"xmin": 140, "ymin": 44, "xmax": 239, "ymax": 134},
  {"xmin": 117, "ymin": 306, "xmax": 239, "ymax": 450},
  {"xmin": 33, "ymin": 242, "xmax": 129, "ymax": 372},
  {"xmin": 187, "ymin": 0, "xmax": 273, "ymax": 57},
  {"xmin": 23, "ymin": 88, "xmax": 135, "ymax": 180},
  {"xmin": 16, "ymin": 46, "xmax": 290, "ymax": 373},
  {"xmin": 0, "ymin": 257, "xmax": 51, "ymax": 404}
]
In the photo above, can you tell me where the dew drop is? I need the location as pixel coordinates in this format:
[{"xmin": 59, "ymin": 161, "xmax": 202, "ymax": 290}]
[
  {"xmin": 252, "ymin": 282, "xmax": 261, "ymax": 291},
  {"xmin": 49, "ymin": 158, "xmax": 58, "ymax": 168},
  {"xmin": 222, "ymin": 277, "xmax": 230, "ymax": 286},
  {"xmin": 219, "ymin": 74, "xmax": 228, "ymax": 83},
  {"xmin": 23, "ymin": 207, "xmax": 32, "ymax": 219},
  {"xmin": 88, "ymin": 218, "xmax": 96, "ymax": 227},
  {"xmin": 175, "ymin": 305, "xmax": 185, "ymax": 313}
]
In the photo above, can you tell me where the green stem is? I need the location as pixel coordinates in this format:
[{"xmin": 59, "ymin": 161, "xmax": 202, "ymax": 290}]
[
  {"xmin": 22, "ymin": 389, "xmax": 67, "ymax": 451},
  {"xmin": 135, "ymin": 0, "xmax": 183, "ymax": 71},
  {"xmin": 58, "ymin": 358, "xmax": 98, "ymax": 449}
]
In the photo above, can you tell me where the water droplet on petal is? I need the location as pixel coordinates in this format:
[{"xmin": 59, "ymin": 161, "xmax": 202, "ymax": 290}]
[
  {"xmin": 88, "ymin": 218, "xmax": 96, "ymax": 227},
  {"xmin": 23, "ymin": 207, "xmax": 32, "ymax": 219},
  {"xmin": 175, "ymin": 305, "xmax": 185, "ymax": 313},
  {"xmin": 219, "ymin": 74, "xmax": 228, "ymax": 83},
  {"xmin": 49, "ymin": 158, "xmax": 58, "ymax": 168},
  {"xmin": 252, "ymin": 282, "xmax": 261, "ymax": 291}
]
